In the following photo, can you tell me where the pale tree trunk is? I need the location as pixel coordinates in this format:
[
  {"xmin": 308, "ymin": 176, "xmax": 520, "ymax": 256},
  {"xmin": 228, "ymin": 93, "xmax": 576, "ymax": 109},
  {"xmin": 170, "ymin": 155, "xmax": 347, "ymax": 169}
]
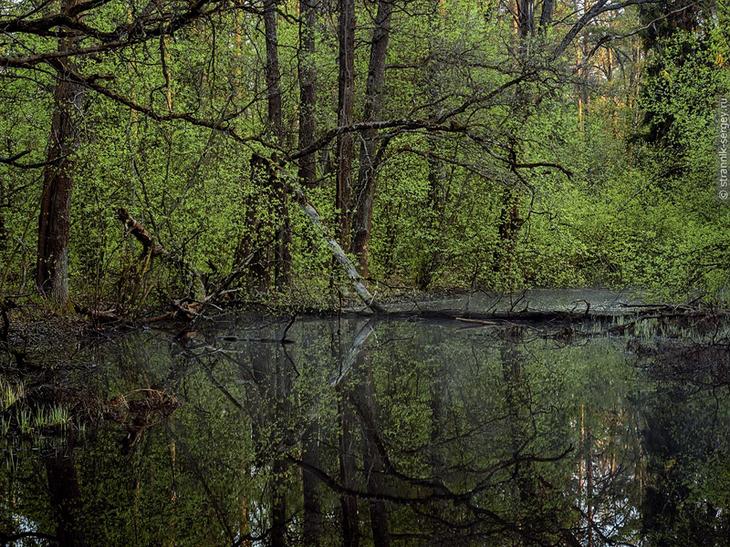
[
  {"xmin": 37, "ymin": 0, "xmax": 82, "ymax": 307},
  {"xmin": 293, "ymin": 190, "xmax": 385, "ymax": 312},
  {"xmin": 335, "ymin": 0, "xmax": 356, "ymax": 242},
  {"xmin": 350, "ymin": 0, "xmax": 393, "ymax": 277}
]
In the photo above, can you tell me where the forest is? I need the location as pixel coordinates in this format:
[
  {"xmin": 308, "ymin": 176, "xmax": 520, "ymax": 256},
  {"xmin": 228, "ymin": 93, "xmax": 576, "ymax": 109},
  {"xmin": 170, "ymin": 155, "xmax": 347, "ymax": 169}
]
[
  {"xmin": 0, "ymin": 0, "xmax": 726, "ymax": 315},
  {"xmin": 1, "ymin": 0, "xmax": 730, "ymax": 546}
]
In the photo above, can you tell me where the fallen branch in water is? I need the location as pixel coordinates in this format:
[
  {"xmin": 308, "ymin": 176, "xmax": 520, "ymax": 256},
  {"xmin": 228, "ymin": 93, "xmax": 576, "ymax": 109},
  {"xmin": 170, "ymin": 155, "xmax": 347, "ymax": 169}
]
[{"xmin": 344, "ymin": 307, "xmax": 730, "ymax": 324}]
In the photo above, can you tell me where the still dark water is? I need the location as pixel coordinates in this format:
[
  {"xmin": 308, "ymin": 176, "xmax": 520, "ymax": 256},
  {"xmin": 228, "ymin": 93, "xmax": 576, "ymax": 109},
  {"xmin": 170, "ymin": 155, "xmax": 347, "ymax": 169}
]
[{"xmin": 1, "ymin": 314, "xmax": 729, "ymax": 546}]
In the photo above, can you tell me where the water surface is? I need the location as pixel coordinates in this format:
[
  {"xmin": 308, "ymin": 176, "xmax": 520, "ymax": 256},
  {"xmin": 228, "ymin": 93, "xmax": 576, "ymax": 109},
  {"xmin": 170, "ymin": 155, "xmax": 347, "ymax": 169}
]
[{"xmin": 1, "ymin": 313, "xmax": 729, "ymax": 546}]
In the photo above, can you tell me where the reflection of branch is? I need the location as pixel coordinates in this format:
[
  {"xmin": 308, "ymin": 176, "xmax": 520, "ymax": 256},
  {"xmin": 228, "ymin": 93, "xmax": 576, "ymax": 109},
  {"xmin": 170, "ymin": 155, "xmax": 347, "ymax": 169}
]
[
  {"xmin": 288, "ymin": 442, "xmax": 572, "ymax": 505},
  {"xmin": 289, "ymin": 452, "xmax": 574, "ymax": 542},
  {"xmin": 166, "ymin": 424, "xmax": 254, "ymax": 545},
  {"xmin": 331, "ymin": 319, "xmax": 376, "ymax": 387}
]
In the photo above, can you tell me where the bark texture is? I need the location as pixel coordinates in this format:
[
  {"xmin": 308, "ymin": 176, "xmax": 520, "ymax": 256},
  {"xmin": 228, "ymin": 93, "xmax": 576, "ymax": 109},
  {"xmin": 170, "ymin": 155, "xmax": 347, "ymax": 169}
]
[
  {"xmin": 350, "ymin": 0, "xmax": 394, "ymax": 276},
  {"xmin": 298, "ymin": 0, "xmax": 318, "ymax": 189},
  {"xmin": 335, "ymin": 0, "xmax": 356, "ymax": 241},
  {"xmin": 36, "ymin": 0, "xmax": 82, "ymax": 306}
]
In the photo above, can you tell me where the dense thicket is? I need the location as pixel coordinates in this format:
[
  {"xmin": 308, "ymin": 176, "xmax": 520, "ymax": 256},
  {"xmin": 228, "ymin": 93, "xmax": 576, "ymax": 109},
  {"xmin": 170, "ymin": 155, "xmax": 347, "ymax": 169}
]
[{"xmin": 0, "ymin": 0, "xmax": 728, "ymax": 312}]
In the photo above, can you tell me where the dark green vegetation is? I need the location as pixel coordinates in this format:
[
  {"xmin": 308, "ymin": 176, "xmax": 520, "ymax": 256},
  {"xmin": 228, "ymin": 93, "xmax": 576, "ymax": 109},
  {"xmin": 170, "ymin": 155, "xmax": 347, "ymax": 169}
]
[
  {"xmin": 1, "ymin": 1, "xmax": 730, "ymax": 544},
  {"xmin": 1, "ymin": 316, "xmax": 729, "ymax": 545},
  {"xmin": 0, "ymin": 0, "xmax": 728, "ymax": 314}
]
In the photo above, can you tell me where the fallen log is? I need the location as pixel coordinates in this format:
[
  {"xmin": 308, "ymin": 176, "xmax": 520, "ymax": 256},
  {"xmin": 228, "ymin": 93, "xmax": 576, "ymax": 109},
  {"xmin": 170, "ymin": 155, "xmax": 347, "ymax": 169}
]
[{"xmin": 338, "ymin": 307, "xmax": 730, "ymax": 323}]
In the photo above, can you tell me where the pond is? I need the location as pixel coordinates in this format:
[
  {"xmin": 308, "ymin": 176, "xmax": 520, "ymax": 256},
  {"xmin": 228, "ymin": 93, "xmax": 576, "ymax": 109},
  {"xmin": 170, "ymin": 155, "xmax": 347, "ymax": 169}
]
[{"xmin": 1, "ymin": 310, "xmax": 729, "ymax": 546}]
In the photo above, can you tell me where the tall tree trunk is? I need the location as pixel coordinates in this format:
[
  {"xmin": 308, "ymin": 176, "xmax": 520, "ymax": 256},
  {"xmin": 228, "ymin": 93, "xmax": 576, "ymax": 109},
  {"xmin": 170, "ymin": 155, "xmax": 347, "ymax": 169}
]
[
  {"xmin": 415, "ymin": 138, "xmax": 447, "ymax": 290},
  {"xmin": 238, "ymin": 154, "xmax": 275, "ymax": 289},
  {"xmin": 358, "ymin": 369, "xmax": 390, "ymax": 547},
  {"xmin": 415, "ymin": 1, "xmax": 447, "ymax": 290},
  {"xmin": 264, "ymin": 0, "xmax": 284, "ymax": 140},
  {"xmin": 0, "ymin": 179, "xmax": 6, "ymax": 253},
  {"xmin": 516, "ymin": 0, "xmax": 534, "ymax": 41},
  {"xmin": 36, "ymin": 0, "xmax": 82, "ymax": 307},
  {"xmin": 539, "ymin": 0, "xmax": 554, "ymax": 32},
  {"xmin": 339, "ymin": 399, "xmax": 360, "ymax": 546},
  {"xmin": 298, "ymin": 0, "xmax": 318, "ymax": 189},
  {"xmin": 44, "ymin": 448, "xmax": 88, "ymax": 546},
  {"xmin": 350, "ymin": 0, "xmax": 394, "ymax": 276},
  {"xmin": 494, "ymin": 0, "xmax": 532, "ymax": 280},
  {"xmin": 263, "ymin": 0, "xmax": 291, "ymax": 288},
  {"xmin": 302, "ymin": 422, "xmax": 324, "ymax": 546},
  {"xmin": 335, "ymin": 0, "xmax": 356, "ymax": 242}
]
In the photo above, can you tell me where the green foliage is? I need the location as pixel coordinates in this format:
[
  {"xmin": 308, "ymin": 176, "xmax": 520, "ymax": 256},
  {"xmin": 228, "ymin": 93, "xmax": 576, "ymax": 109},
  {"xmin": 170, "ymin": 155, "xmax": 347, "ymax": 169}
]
[{"xmin": 0, "ymin": 0, "xmax": 727, "ymax": 307}]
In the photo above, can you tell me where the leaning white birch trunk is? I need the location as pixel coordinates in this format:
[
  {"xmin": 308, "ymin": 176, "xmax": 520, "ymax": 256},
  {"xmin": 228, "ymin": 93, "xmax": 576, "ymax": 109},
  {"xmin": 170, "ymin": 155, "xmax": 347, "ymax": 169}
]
[{"xmin": 290, "ymin": 187, "xmax": 385, "ymax": 313}]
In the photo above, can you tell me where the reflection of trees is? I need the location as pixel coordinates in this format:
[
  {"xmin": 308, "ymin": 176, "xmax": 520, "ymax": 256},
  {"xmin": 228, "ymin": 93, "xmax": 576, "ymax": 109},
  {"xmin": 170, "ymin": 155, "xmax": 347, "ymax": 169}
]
[
  {"xmin": 44, "ymin": 444, "xmax": 87, "ymax": 546},
  {"xmin": 346, "ymin": 320, "xmax": 390, "ymax": 546},
  {"xmin": 294, "ymin": 324, "xmax": 579, "ymax": 544},
  {"xmin": 639, "ymin": 346, "xmax": 730, "ymax": 545},
  {"xmin": 2, "ymin": 324, "xmax": 729, "ymax": 545}
]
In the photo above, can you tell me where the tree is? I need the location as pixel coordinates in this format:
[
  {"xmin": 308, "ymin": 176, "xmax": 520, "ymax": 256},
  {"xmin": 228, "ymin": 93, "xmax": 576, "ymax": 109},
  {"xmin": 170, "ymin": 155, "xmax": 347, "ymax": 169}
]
[
  {"xmin": 335, "ymin": 0, "xmax": 357, "ymax": 242},
  {"xmin": 36, "ymin": 0, "xmax": 83, "ymax": 306},
  {"xmin": 350, "ymin": 0, "xmax": 395, "ymax": 276}
]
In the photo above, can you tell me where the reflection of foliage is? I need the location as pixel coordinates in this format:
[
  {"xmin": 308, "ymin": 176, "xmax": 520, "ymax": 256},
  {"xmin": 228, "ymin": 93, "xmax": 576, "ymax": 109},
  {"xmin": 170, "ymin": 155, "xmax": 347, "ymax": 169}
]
[
  {"xmin": 0, "ymin": 320, "xmax": 729, "ymax": 544},
  {"xmin": 0, "ymin": 376, "xmax": 71, "ymax": 437}
]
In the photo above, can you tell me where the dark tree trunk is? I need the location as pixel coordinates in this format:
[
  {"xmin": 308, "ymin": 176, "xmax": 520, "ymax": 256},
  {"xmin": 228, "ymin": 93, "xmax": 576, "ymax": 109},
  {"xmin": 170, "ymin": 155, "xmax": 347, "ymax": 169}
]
[
  {"xmin": 298, "ymin": 0, "xmax": 318, "ymax": 189},
  {"xmin": 238, "ymin": 154, "xmax": 274, "ymax": 289},
  {"xmin": 539, "ymin": 0, "xmax": 554, "ymax": 31},
  {"xmin": 494, "ymin": 1, "xmax": 532, "ymax": 280},
  {"xmin": 263, "ymin": 0, "xmax": 291, "ymax": 288},
  {"xmin": 302, "ymin": 422, "xmax": 324, "ymax": 546},
  {"xmin": 516, "ymin": 0, "xmax": 534, "ymax": 40},
  {"xmin": 350, "ymin": 0, "xmax": 394, "ymax": 276},
  {"xmin": 0, "ymin": 179, "xmax": 6, "ymax": 252},
  {"xmin": 44, "ymin": 449, "xmax": 88, "ymax": 546},
  {"xmin": 264, "ymin": 0, "xmax": 284, "ymax": 140},
  {"xmin": 335, "ymin": 0, "xmax": 356, "ymax": 242},
  {"xmin": 415, "ymin": 2, "xmax": 447, "ymax": 290},
  {"xmin": 358, "ymin": 371, "xmax": 390, "ymax": 547},
  {"xmin": 36, "ymin": 0, "xmax": 82, "ymax": 306},
  {"xmin": 339, "ymin": 399, "xmax": 360, "ymax": 546},
  {"xmin": 415, "ymin": 138, "xmax": 448, "ymax": 290}
]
